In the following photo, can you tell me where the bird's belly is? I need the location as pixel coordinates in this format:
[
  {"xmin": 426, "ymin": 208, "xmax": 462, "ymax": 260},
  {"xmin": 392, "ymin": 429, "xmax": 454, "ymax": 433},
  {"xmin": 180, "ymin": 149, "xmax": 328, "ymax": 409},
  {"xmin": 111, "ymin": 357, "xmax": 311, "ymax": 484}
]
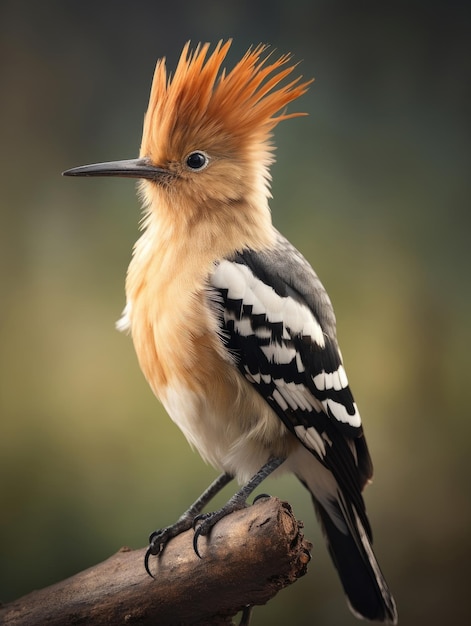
[{"xmin": 160, "ymin": 371, "xmax": 296, "ymax": 484}]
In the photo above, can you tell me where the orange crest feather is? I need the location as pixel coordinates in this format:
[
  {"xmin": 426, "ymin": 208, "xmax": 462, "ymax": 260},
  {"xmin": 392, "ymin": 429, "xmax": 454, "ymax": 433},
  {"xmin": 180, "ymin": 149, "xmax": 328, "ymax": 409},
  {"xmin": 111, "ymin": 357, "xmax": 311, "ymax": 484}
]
[{"xmin": 140, "ymin": 40, "xmax": 313, "ymax": 160}]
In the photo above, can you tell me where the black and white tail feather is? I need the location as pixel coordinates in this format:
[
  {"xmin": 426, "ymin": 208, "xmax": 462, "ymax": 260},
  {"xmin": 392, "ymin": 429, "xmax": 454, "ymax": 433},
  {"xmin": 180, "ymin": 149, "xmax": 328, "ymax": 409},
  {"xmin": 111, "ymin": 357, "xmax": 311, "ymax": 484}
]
[{"xmin": 210, "ymin": 231, "xmax": 397, "ymax": 623}]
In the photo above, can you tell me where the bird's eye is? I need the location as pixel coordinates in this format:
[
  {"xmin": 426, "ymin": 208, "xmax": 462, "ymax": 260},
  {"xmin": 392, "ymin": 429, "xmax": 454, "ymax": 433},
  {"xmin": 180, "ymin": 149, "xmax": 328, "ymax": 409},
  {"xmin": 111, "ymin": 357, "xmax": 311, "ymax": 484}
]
[{"xmin": 185, "ymin": 151, "xmax": 209, "ymax": 170}]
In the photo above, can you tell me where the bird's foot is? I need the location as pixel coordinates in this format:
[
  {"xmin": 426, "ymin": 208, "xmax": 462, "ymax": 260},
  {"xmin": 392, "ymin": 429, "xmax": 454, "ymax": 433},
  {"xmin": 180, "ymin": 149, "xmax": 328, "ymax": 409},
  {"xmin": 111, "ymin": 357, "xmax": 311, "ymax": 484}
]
[
  {"xmin": 145, "ymin": 461, "xmax": 283, "ymax": 574},
  {"xmin": 192, "ymin": 493, "xmax": 247, "ymax": 558},
  {"xmin": 144, "ymin": 473, "xmax": 235, "ymax": 577},
  {"xmin": 145, "ymin": 515, "xmax": 194, "ymax": 576},
  {"xmin": 147, "ymin": 520, "xmax": 193, "ymax": 556}
]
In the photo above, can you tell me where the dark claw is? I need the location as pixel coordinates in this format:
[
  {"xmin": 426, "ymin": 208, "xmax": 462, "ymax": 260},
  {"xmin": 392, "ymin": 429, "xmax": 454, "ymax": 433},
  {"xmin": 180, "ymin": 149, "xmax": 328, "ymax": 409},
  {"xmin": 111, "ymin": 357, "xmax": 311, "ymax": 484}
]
[
  {"xmin": 192, "ymin": 513, "xmax": 205, "ymax": 530},
  {"xmin": 145, "ymin": 531, "xmax": 164, "ymax": 578},
  {"xmin": 193, "ymin": 525, "xmax": 204, "ymax": 559},
  {"xmin": 144, "ymin": 546, "xmax": 156, "ymax": 579},
  {"xmin": 145, "ymin": 527, "xmax": 176, "ymax": 577},
  {"xmin": 252, "ymin": 493, "xmax": 271, "ymax": 504},
  {"xmin": 148, "ymin": 529, "xmax": 159, "ymax": 544},
  {"xmin": 147, "ymin": 531, "xmax": 164, "ymax": 557},
  {"xmin": 192, "ymin": 513, "xmax": 210, "ymax": 558}
]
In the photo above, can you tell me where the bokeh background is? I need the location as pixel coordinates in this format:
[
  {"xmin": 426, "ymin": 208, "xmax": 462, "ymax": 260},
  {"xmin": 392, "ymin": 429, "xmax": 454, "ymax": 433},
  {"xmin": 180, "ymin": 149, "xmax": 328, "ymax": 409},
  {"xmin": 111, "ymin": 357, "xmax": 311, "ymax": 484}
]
[{"xmin": 1, "ymin": 1, "xmax": 470, "ymax": 624}]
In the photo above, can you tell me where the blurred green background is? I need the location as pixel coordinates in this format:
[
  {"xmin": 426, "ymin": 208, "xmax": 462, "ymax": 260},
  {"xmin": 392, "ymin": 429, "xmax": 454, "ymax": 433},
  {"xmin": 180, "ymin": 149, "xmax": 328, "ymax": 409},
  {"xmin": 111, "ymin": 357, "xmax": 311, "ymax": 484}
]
[{"xmin": 1, "ymin": 1, "xmax": 470, "ymax": 624}]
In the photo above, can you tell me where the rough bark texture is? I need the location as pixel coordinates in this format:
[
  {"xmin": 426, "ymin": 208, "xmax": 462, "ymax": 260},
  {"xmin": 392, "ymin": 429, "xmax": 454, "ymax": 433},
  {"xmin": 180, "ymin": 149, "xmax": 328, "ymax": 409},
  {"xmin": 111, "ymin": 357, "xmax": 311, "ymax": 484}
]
[{"xmin": 0, "ymin": 498, "xmax": 312, "ymax": 626}]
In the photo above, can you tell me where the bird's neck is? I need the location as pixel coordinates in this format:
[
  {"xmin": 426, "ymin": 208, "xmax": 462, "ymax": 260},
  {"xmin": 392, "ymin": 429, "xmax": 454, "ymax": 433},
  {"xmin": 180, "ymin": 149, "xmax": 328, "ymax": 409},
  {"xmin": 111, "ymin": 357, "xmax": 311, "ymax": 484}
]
[{"xmin": 130, "ymin": 184, "xmax": 275, "ymax": 289}]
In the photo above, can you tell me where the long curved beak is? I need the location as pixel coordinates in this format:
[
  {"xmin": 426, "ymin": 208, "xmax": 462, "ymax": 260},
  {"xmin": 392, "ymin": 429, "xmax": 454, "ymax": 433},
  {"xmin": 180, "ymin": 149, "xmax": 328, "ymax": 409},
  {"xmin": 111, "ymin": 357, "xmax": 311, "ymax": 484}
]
[{"xmin": 62, "ymin": 158, "xmax": 170, "ymax": 180}]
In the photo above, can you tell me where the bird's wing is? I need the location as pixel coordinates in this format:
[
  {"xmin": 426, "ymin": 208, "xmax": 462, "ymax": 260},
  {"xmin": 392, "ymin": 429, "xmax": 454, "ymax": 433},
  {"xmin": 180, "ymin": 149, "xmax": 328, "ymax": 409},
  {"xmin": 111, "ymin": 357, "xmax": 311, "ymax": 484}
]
[{"xmin": 209, "ymin": 231, "xmax": 373, "ymax": 530}]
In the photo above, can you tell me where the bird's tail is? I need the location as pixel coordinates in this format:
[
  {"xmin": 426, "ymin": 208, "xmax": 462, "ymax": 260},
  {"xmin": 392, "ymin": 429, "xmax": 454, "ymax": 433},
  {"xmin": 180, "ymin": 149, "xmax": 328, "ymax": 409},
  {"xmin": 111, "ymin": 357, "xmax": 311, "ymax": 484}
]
[
  {"xmin": 311, "ymin": 490, "xmax": 397, "ymax": 623},
  {"xmin": 290, "ymin": 447, "xmax": 397, "ymax": 623}
]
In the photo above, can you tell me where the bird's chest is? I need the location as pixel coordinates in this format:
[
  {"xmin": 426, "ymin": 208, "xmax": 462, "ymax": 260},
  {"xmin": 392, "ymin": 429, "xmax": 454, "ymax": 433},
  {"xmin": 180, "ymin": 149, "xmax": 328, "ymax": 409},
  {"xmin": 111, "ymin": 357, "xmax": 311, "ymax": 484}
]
[{"xmin": 127, "ymin": 268, "xmax": 221, "ymax": 396}]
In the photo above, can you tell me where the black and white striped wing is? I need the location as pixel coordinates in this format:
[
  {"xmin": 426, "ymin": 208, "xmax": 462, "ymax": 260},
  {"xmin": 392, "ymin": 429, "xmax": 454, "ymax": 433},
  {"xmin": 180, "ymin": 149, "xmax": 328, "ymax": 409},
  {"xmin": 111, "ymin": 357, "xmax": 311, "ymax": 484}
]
[{"xmin": 209, "ymin": 233, "xmax": 373, "ymax": 501}]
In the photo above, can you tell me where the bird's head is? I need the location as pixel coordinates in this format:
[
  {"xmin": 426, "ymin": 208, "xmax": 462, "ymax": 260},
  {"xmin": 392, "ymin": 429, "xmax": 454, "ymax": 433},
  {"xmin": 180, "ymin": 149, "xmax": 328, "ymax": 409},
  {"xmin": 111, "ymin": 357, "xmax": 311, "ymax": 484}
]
[{"xmin": 64, "ymin": 40, "xmax": 312, "ymax": 244}]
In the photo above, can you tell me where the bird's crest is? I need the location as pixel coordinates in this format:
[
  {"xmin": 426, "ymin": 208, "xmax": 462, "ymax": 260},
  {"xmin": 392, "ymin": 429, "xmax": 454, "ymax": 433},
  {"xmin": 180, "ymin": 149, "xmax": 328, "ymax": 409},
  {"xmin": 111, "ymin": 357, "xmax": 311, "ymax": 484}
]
[{"xmin": 141, "ymin": 40, "xmax": 313, "ymax": 160}]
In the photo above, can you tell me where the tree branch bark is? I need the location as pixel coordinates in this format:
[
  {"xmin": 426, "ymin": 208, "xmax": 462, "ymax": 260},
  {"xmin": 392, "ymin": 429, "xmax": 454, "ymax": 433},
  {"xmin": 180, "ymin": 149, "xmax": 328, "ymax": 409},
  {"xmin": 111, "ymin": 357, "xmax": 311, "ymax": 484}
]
[{"xmin": 0, "ymin": 498, "xmax": 312, "ymax": 626}]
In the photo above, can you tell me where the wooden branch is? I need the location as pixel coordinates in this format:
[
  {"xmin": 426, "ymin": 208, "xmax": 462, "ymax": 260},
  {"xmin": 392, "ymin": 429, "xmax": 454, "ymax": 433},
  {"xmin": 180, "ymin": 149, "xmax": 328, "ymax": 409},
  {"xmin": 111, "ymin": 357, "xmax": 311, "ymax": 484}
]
[{"xmin": 0, "ymin": 498, "xmax": 312, "ymax": 626}]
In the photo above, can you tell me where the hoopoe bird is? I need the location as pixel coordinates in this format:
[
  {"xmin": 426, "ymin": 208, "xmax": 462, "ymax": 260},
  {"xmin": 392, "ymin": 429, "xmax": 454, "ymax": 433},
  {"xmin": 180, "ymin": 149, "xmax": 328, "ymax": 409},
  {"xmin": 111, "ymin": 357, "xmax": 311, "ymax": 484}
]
[{"xmin": 64, "ymin": 40, "xmax": 397, "ymax": 623}]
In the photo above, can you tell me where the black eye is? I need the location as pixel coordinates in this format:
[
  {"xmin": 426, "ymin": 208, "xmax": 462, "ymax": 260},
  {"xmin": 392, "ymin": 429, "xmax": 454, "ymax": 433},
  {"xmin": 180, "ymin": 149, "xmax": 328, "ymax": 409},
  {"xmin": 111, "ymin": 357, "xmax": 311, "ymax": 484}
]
[{"xmin": 186, "ymin": 151, "xmax": 208, "ymax": 170}]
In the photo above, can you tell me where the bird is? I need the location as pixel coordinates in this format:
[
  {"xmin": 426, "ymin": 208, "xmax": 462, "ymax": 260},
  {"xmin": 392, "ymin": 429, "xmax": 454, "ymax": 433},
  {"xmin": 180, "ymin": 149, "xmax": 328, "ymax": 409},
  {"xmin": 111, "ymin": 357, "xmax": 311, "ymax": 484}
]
[{"xmin": 63, "ymin": 40, "xmax": 397, "ymax": 623}]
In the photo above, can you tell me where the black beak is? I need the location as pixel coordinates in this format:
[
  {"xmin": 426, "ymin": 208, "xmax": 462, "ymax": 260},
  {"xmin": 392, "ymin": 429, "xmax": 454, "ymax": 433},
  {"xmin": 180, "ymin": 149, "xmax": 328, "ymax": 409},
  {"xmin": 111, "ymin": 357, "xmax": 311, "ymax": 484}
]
[{"xmin": 62, "ymin": 158, "xmax": 170, "ymax": 181}]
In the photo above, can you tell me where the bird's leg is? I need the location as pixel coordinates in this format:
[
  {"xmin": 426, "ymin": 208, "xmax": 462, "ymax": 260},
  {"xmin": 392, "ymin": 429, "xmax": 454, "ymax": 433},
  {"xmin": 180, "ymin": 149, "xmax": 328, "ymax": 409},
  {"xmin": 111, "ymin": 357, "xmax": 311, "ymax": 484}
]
[
  {"xmin": 239, "ymin": 605, "xmax": 253, "ymax": 626},
  {"xmin": 193, "ymin": 457, "xmax": 285, "ymax": 557},
  {"xmin": 145, "ymin": 472, "xmax": 233, "ymax": 575}
]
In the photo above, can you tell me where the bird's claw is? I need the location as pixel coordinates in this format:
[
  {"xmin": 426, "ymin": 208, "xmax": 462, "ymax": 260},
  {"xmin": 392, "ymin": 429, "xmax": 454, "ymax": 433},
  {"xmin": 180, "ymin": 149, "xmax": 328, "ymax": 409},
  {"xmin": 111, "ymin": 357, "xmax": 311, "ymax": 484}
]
[
  {"xmin": 192, "ymin": 500, "xmax": 246, "ymax": 557},
  {"xmin": 144, "ymin": 526, "xmax": 178, "ymax": 577},
  {"xmin": 144, "ymin": 545, "xmax": 156, "ymax": 578},
  {"xmin": 145, "ymin": 510, "xmax": 210, "ymax": 575},
  {"xmin": 192, "ymin": 512, "xmax": 213, "ymax": 558},
  {"xmin": 252, "ymin": 493, "xmax": 271, "ymax": 504},
  {"xmin": 147, "ymin": 527, "xmax": 170, "ymax": 555}
]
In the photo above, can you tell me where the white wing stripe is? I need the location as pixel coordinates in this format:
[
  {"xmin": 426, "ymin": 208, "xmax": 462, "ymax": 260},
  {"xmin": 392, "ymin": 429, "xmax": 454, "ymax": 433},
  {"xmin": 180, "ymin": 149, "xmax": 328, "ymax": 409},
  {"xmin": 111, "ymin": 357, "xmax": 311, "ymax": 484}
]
[
  {"xmin": 323, "ymin": 399, "xmax": 361, "ymax": 428},
  {"xmin": 212, "ymin": 261, "xmax": 326, "ymax": 349},
  {"xmin": 261, "ymin": 343, "xmax": 297, "ymax": 364},
  {"xmin": 294, "ymin": 424, "xmax": 326, "ymax": 457},
  {"xmin": 272, "ymin": 389, "xmax": 289, "ymax": 411},
  {"xmin": 313, "ymin": 365, "xmax": 349, "ymax": 392}
]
